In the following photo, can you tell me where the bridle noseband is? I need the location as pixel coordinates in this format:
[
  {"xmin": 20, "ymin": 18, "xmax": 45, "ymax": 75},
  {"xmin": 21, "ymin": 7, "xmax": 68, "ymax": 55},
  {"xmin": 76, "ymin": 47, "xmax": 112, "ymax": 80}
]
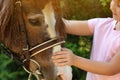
[{"xmin": 30, "ymin": 38, "xmax": 65, "ymax": 57}]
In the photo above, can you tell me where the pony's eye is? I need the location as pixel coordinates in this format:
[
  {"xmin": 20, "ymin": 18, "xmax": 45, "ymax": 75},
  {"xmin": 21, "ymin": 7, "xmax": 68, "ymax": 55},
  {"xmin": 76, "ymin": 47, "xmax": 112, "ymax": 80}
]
[{"xmin": 28, "ymin": 19, "xmax": 41, "ymax": 26}]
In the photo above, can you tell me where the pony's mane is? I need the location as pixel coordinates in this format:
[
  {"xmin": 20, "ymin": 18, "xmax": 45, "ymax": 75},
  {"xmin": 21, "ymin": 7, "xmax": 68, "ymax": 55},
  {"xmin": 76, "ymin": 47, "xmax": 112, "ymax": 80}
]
[
  {"xmin": 0, "ymin": 0, "xmax": 24, "ymax": 53},
  {"xmin": 0, "ymin": 0, "xmax": 13, "ymax": 40}
]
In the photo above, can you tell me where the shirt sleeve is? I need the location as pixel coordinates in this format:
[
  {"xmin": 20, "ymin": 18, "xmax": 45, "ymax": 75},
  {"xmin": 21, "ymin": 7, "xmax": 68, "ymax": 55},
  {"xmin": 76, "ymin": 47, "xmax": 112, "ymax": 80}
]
[{"xmin": 88, "ymin": 18, "xmax": 100, "ymax": 34}]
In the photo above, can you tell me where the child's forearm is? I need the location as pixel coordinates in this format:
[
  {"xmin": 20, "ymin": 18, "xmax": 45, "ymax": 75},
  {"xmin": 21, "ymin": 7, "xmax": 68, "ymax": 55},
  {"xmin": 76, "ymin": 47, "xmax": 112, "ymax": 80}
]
[{"xmin": 73, "ymin": 55, "xmax": 118, "ymax": 76}]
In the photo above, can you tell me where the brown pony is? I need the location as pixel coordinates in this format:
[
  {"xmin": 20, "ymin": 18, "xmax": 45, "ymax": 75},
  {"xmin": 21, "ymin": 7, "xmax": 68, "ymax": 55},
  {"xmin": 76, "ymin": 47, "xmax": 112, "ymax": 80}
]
[{"xmin": 0, "ymin": 0, "xmax": 72, "ymax": 80}]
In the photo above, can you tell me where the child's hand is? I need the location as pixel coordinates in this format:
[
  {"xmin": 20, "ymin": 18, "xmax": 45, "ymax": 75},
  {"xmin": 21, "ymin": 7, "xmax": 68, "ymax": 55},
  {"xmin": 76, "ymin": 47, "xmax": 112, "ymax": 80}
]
[{"xmin": 52, "ymin": 48, "xmax": 76, "ymax": 66}]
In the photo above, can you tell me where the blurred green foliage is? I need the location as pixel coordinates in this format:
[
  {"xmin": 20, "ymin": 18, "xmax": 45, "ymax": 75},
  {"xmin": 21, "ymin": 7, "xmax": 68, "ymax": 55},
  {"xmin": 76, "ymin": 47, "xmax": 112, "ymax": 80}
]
[
  {"xmin": 100, "ymin": 0, "xmax": 111, "ymax": 7},
  {"xmin": 0, "ymin": 0, "xmax": 111, "ymax": 80},
  {"xmin": 0, "ymin": 51, "xmax": 28, "ymax": 80}
]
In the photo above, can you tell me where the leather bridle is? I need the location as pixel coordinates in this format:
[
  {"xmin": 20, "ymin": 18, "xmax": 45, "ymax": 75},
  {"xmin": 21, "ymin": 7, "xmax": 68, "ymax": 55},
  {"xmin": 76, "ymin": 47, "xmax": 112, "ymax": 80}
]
[{"xmin": 15, "ymin": 0, "xmax": 65, "ymax": 80}]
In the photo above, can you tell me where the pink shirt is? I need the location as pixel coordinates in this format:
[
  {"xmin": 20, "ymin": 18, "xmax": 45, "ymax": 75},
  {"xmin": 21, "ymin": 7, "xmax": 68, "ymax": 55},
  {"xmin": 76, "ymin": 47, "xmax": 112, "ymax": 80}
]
[{"xmin": 87, "ymin": 18, "xmax": 120, "ymax": 80}]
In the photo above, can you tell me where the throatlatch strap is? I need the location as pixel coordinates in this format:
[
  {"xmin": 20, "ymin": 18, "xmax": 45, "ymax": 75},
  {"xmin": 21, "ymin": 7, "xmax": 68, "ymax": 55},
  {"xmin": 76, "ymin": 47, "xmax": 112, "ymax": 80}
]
[{"xmin": 0, "ymin": 43, "xmax": 23, "ymax": 65}]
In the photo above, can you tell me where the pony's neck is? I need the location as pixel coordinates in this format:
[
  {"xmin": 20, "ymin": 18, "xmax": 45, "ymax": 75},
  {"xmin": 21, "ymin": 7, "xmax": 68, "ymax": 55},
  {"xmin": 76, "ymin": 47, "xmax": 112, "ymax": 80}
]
[{"xmin": 42, "ymin": 2, "xmax": 56, "ymax": 39}]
